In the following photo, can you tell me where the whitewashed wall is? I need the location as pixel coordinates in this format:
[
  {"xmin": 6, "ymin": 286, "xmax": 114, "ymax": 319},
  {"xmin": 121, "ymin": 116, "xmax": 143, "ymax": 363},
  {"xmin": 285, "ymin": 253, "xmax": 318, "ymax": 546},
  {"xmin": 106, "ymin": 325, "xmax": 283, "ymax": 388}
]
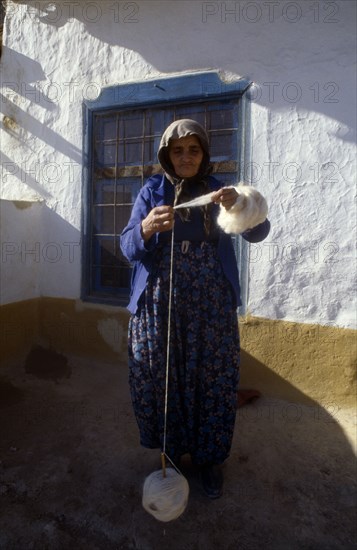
[
  {"xmin": 0, "ymin": 199, "xmax": 42, "ymax": 303},
  {"xmin": 0, "ymin": 0, "xmax": 356, "ymax": 328}
]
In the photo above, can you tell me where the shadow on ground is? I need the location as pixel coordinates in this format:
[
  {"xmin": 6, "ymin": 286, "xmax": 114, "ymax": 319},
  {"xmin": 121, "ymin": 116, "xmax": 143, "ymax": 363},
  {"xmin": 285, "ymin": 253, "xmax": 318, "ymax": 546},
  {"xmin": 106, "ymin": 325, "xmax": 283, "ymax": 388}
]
[{"xmin": 0, "ymin": 351, "xmax": 356, "ymax": 550}]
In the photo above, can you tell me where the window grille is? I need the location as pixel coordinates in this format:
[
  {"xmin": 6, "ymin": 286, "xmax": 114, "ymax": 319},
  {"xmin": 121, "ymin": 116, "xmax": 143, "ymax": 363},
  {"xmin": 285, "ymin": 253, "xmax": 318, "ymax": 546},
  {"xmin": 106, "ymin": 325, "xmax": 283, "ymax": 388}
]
[{"xmin": 82, "ymin": 73, "xmax": 251, "ymax": 309}]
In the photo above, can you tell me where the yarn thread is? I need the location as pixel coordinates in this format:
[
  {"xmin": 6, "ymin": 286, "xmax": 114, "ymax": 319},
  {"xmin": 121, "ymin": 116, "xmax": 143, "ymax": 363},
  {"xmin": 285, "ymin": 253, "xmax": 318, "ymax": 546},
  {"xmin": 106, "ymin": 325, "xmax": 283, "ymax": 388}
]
[
  {"xmin": 173, "ymin": 191, "xmax": 215, "ymax": 210},
  {"xmin": 161, "ymin": 225, "xmax": 175, "ymax": 476}
]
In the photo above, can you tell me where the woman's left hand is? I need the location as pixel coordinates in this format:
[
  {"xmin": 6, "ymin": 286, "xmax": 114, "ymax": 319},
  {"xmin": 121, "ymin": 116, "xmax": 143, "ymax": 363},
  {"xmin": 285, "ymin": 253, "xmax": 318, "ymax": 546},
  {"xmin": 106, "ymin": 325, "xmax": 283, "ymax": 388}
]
[{"xmin": 211, "ymin": 187, "xmax": 239, "ymax": 210}]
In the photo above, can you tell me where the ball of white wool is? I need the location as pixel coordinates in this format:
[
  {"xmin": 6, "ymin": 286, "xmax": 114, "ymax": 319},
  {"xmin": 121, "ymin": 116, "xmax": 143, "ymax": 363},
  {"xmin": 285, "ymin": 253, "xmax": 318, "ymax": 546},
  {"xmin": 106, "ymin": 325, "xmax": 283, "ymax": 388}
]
[
  {"xmin": 142, "ymin": 469, "xmax": 189, "ymax": 522},
  {"xmin": 217, "ymin": 184, "xmax": 268, "ymax": 234}
]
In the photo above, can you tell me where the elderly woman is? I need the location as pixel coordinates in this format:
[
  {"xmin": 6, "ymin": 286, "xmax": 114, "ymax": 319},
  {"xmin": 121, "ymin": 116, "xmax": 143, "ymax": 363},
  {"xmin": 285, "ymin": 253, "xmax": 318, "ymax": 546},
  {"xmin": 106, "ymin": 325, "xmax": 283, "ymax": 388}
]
[{"xmin": 120, "ymin": 119, "xmax": 270, "ymax": 499}]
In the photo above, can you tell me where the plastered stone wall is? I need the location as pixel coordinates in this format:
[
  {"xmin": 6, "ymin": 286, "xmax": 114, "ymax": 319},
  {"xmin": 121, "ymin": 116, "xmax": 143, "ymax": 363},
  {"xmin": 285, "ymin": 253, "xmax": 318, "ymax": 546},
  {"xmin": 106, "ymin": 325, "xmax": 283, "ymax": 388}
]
[{"xmin": 0, "ymin": 0, "xmax": 356, "ymax": 329}]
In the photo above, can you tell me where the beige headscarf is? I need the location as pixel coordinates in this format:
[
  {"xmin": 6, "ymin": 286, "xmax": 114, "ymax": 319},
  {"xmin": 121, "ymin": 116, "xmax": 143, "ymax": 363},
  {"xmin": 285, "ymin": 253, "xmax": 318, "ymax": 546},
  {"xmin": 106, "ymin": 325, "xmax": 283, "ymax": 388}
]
[
  {"xmin": 157, "ymin": 119, "xmax": 213, "ymax": 233},
  {"xmin": 157, "ymin": 119, "xmax": 211, "ymax": 181}
]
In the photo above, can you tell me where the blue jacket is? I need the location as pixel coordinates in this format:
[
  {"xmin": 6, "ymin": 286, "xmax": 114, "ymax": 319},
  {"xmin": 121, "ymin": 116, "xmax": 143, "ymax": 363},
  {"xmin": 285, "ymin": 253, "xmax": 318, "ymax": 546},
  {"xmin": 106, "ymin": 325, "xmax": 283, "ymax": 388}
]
[{"xmin": 120, "ymin": 174, "xmax": 270, "ymax": 314}]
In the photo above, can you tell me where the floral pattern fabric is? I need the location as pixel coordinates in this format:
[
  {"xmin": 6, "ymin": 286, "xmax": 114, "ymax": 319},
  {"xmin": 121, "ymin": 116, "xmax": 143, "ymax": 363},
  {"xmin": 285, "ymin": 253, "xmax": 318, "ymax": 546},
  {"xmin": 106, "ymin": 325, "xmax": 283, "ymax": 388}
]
[{"xmin": 128, "ymin": 241, "xmax": 240, "ymax": 466}]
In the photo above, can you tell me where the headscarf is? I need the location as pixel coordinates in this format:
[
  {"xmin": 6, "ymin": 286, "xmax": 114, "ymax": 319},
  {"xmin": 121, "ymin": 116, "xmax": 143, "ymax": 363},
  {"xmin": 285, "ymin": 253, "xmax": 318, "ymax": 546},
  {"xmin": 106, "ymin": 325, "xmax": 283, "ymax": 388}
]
[{"xmin": 157, "ymin": 119, "xmax": 213, "ymax": 234}]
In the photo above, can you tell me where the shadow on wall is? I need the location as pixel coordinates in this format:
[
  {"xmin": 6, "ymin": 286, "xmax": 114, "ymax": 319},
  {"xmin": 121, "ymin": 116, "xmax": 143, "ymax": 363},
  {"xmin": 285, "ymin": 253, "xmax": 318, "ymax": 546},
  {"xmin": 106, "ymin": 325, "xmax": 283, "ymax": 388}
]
[
  {"xmin": 0, "ymin": 49, "xmax": 57, "ymax": 110},
  {"xmin": 0, "ymin": 51, "xmax": 83, "ymax": 199},
  {"xmin": 5, "ymin": 0, "xmax": 356, "ymax": 144},
  {"xmin": 0, "ymin": 42, "xmax": 86, "ymax": 202},
  {"xmin": 0, "ymin": 84, "xmax": 82, "ymax": 161},
  {"xmin": 240, "ymin": 350, "xmax": 328, "ymax": 406},
  {"xmin": 0, "ymin": 199, "xmax": 81, "ymax": 306}
]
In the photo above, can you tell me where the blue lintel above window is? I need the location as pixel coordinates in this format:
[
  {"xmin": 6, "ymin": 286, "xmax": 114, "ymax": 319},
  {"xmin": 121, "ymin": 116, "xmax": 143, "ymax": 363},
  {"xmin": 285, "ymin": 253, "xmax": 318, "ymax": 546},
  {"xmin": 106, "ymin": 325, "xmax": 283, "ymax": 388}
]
[{"xmin": 83, "ymin": 71, "xmax": 252, "ymax": 112}]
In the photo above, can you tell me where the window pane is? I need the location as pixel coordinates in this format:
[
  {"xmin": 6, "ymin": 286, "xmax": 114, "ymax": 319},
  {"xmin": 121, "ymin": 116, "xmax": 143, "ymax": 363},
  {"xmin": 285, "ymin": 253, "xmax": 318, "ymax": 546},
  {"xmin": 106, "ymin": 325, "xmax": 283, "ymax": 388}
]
[
  {"xmin": 143, "ymin": 113, "xmax": 153, "ymax": 136},
  {"xmin": 122, "ymin": 113, "xmax": 144, "ymax": 138},
  {"xmin": 152, "ymin": 109, "xmax": 172, "ymax": 135},
  {"xmin": 92, "ymin": 236, "xmax": 116, "ymax": 266},
  {"xmin": 209, "ymin": 108, "xmax": 235, "ymax": 130},
  {"xmin": 94, "ymin": 179, "xmax": 115, "ymax": 204},
  {"xmin": 93, "ymin": 205, "xmax": 114, "ymax": 234},
  {"xmin": 124, "ymin": 140, "xmax": 143, "ymax": 164},
  {"xmin": 144, "ymin": 139, "xmax": 155, "ymax": 164},
  {"xmin": 210, "ymin": 131, "xmax": 236, "ymax": 160},
  {"xmin": 95, "ymin": 142, "xmax": 116, "ymax": 167},
  {"xmin": 95, "ymin": 115, "xmax": 117, "ymax": 141},
  {"xmin": 116, "ymin": 179, "xmax": 141, "ymax": 204},
  {"xmin": 92, "ymin": 266, "xmax": 126, "ymax": 289},
  {"xmin": 115, "ymin": 205, "xmax": 132, "ymax": 234},
  {"xmin": 175, "ymin": 106, "xmax": 206, "ymax": 127},
  {"xmin": 213, "ymin": 172, "xmax": 237, "ymax": 186}
]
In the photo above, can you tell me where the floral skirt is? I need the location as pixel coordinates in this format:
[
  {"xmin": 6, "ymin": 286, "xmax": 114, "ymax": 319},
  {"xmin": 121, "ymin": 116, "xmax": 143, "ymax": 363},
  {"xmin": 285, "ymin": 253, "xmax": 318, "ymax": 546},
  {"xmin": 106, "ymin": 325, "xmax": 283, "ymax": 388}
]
[{"xmin": 128, "ymin": 241, "xmax": 240, "ymax": 465}]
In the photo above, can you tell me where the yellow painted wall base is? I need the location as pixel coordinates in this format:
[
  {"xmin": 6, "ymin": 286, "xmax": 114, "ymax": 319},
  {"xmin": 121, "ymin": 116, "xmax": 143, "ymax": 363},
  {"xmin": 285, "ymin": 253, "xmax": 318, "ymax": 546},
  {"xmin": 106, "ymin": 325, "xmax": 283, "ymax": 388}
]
[
  {"xmin": 0, "ymin": 298, "xmax": 129, "ymax": 365},
  {"xmin": 239, "ymin": 315, "xmax": 356, "ymax": 408},
  {"xmin": 1, "ymin": 298, "xmax": 356, "ymax": 407},
  {"xmin": 0, "ymin": 299, "xmax": 39, "ymax": 365}
]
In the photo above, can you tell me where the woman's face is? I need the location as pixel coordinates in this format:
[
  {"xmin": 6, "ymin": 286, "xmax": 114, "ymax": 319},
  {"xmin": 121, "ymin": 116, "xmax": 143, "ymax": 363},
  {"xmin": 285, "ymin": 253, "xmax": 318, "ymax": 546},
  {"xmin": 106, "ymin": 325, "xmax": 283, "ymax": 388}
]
[{"xmin": 168, "ymin": 135, "xmax": 204, "ymax": 178}]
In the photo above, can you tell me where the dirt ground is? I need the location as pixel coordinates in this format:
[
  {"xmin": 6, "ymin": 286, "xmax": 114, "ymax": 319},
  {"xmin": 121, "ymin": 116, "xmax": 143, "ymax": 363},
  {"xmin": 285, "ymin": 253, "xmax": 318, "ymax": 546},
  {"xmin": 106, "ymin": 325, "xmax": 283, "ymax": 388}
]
[{"xmin": 0, "ymin": 349, "xmax": 356, "ymax": 550}]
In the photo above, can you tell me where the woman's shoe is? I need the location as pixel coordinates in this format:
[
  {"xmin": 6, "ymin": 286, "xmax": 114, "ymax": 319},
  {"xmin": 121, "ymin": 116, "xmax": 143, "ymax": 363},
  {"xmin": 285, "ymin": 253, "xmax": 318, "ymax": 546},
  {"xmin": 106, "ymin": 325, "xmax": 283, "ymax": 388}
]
[{"xmin": 199, "ymin": 464, "xmax": 223, "ymax": 499}]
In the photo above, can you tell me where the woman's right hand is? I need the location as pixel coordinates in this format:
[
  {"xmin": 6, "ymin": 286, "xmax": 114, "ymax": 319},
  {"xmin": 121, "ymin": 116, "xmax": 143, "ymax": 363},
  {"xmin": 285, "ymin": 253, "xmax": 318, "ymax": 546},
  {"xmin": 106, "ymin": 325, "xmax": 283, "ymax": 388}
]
[{"xmin": 141, "ymin": 205, "xmax": 175, "ymax": 242}]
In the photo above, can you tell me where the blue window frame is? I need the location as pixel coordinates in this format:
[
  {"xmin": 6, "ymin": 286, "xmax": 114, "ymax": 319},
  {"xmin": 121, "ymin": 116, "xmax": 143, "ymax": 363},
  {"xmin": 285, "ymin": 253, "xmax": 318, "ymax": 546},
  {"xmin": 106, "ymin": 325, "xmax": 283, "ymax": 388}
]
[{"xmin": 82, "ymin": 72, "xmax": 252, "ymax": 311}]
